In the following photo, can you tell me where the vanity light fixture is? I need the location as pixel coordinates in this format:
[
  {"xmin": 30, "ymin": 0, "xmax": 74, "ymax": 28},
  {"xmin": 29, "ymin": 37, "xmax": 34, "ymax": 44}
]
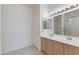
[
  {"xmin": 51, "ymin": 4, "xmax": 79, "ymax": 16},
  {"xmin": 52, "ymin": 13, "xmax": 54, "ymax": 16},
  {"xmin": 58, "ymin": 11, "xmax": 61, "ymax": 13}
]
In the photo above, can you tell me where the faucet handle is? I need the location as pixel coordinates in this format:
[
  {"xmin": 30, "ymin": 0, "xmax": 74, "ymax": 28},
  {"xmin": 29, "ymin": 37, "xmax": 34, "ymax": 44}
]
[{"xmin": 67, "ymin": 36, "xmax": 72, "ymax": 40}]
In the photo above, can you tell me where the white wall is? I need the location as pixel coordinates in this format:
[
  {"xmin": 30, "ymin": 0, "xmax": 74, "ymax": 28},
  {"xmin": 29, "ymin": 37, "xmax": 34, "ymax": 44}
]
[
  {"xmin": 0, "ymin": 4, "xmax": 2, "ymax": 54},
  {"xmin": 32, "ymin": 5, "xmax": 40, "ymax": 50},
  {"xmin": 2, "ymin": 4, "xmax": 33, "ymax": 53},
  {"xmin": 40, "ymin": 4, "xmax": 48, "ymax": 17},
  {"xmin": 32, "ymin": 4, "xmax": 48, "ymax": 50},
  {"xmin": 40, "ymin": 4, "xmax": 48, "ymax": 30}
]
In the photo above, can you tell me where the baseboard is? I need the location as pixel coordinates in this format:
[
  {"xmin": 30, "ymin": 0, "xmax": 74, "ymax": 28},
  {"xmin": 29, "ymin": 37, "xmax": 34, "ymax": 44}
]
[
  {"xmin": 2, "ymin": 44, "xmax": 33, "ymax": 55},
  {"xmin": 33, "ymin": 45, "xmax": 41, "ymax": 52}
]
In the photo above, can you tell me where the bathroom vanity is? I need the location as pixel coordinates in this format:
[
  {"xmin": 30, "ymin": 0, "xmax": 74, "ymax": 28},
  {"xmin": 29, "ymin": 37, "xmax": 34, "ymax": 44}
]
[
  {"xmin": 41, "ymin": 34, "xmax": 79, "ymax": 55},
  {"xmin": 41, "ymin": 5, "xmax": 79, "ymax": 55}
]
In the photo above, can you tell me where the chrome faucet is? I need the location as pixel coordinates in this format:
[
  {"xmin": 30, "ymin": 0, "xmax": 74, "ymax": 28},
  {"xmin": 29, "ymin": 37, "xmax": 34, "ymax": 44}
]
[{"xmin": 67, "ymin": 36, "xmax": 72, "ymax": 40}]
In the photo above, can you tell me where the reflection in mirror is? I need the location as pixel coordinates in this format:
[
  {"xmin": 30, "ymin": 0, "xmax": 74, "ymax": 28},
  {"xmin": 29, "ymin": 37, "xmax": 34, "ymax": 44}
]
[
  {"xmin": 70, "ymin": 17, "xmax": 79, "ymax": 36},
  {"xmin": 42, "ymin": 17, "xmax": 53, "ymax": 35},
  {"xmin": 48, "ymin": 19, "xmax": 52, "ymax": 30},
  {"xmin": 64, "ymin": 9, "xmax": 79, "ymax": 37},
  {"xmin": 54, "ymin": 15, "xmax": 63, "ymax": 35},
  {"xmin": 43, "ymin": 20, "xmax": 48, "ymax": 29},
  {"xmin": 42, "ymin": 18, "xmax": 48, "ymax": 29},
  {"xmin": 64, "ymin": 18, "xmax": 71, "ymax": 35},
  {"xmin": 42, "ymin": 17, "xmax": 53, "ymax": 30},
  {"xmin": 64, "ymin": 16, "xmax": 79, "ymax": 37}
]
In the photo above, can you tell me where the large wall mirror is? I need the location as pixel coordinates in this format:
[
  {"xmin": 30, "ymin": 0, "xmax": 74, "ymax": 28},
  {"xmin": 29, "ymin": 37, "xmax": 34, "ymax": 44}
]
[
  {"xmin": 42, "ymin": 17, "xmax": 53, "ymax": 31},
  {"xmin": 64, "ymin": 9, "xmax": 79, "ymax": 37},
  {"xmin": 53, "ymin": 8, "xmax": 79, "ymax": 37},
  {"xmin": 53, "ymin": 15, "xmax": 63, "ymax": 35},
  {"xmin": 41, "ymin": 8, "xmax": 79, "ymax": 37}
]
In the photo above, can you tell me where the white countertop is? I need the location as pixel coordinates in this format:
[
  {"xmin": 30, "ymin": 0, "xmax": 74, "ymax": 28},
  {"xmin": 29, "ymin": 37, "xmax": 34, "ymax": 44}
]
[{"xmin": 41, "ymin": 33, "xmax": 79, "ymax": 47}]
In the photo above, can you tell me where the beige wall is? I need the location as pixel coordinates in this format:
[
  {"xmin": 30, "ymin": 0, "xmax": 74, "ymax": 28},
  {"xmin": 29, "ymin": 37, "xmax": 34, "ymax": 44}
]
[
  {"xmin": 32, "ymin": 5, "xmax": 40, "ymax": 50},
  {"xmin": 32, "ymin": 4, "xmax": 48, "ymax": 50},
  {"xmin": 2, "ymin": 4, "xmax": 33, "ymax": 53}
]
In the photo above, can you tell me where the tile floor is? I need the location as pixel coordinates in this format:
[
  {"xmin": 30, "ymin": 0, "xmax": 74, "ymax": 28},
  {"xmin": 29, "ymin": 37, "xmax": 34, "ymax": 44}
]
[{"xmin": 3, "ymin": 46, "xmax": 45, "ymax": 55}]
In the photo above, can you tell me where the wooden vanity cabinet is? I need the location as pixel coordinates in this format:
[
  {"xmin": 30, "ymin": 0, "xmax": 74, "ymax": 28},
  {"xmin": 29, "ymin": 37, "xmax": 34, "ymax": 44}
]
[
  {"xmin": 41, "ymin": 37, "xmax": 79, "ymax": 55},
  {"xmin": 64, "ymin": 44, "xmax": 79, "ymax": 55},
  {"xmin": 41, "ymin": 37, "xmax": 53, "ymax": 54},
  {"xmin": 46, "ymin": 39, "xmax": 53, "ymax": 55},
  {"xmin": 41, "ymin": 37, "xmax": 64, "ymax": 55},
  {"xmin": 41, "ymin": 37, "xmax": 46, "ymax": 52},
  {"xmin": 53, "ymin": 40, "xmax": 64, "ymax": 55}
]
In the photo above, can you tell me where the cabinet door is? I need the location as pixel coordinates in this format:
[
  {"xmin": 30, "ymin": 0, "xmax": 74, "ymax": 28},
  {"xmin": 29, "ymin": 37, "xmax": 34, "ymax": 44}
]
[
  {"xmin": 46, "ymin": 39, "xmax": 53, "ymax": 55},
  {"xmin": 53, "ymin": 41, "xmax": 64, "ymax": 55},
  {"xmin": 45, "ymin": 39, "xmax": 48, "ymax": 54},
  {"xmin": 64, "ymin": 44, "xmax": 79, "ymax": 55},
  {"xmin": 41, "ymin": 37, "xmax": 46, "ymax": 52}
]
